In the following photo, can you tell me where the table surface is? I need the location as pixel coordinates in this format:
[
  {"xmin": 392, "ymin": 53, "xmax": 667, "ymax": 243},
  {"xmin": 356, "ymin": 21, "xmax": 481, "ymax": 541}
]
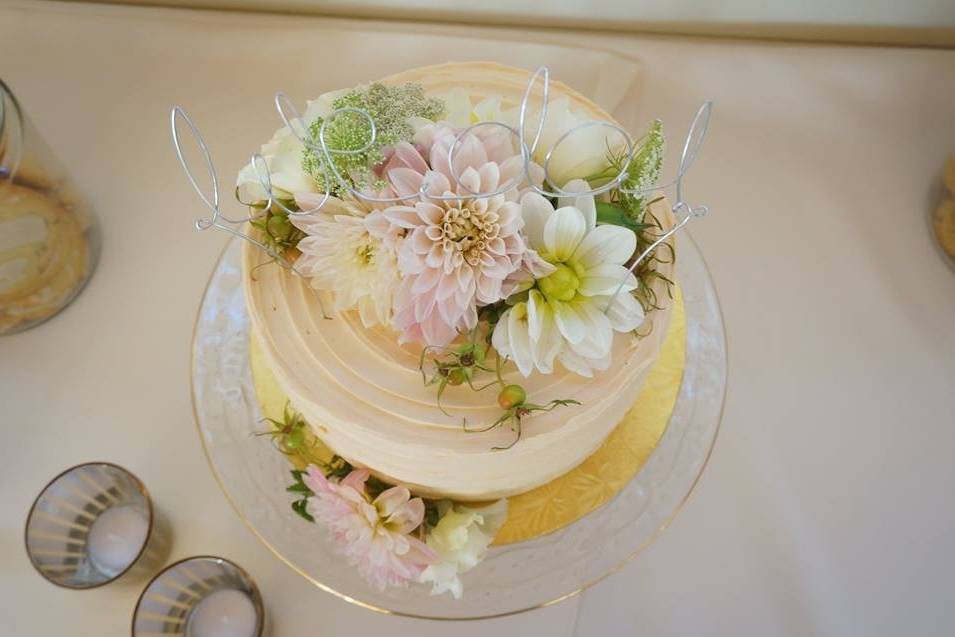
[{"xmin": 2, "ymin": 2, "xmax": 954, "ymax": 635}]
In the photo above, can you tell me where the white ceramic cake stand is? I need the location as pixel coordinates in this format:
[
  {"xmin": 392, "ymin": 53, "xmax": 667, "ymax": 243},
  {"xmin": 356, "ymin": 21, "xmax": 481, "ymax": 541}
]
[{"xmin": 191, "ymin": 234, "xmax": 727, "ymax": 620}]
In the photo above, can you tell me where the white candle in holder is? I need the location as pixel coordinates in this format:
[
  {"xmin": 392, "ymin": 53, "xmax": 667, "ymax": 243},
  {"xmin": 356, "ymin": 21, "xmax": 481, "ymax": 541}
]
[
  {"xmin": 87, "ymin": 504, "xmax": 148, "ymax": 575},
  {"xmin": 187, "ymin": 589, "xmax": 257, "ymax": 637}
]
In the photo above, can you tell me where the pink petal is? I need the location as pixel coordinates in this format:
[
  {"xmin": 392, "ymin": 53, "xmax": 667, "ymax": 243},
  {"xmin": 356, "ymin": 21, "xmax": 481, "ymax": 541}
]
[
  {"xmin": 416, "ymin": 202, "xmax": 445, "ymax": 225},
  {"xmin": 384, "ymin": 205, "xmax": 422, "ymax": 229},
  {"xmin": 340, "ymin": 469, "xmax": 370, "ymax": 492},
  {"xmin": 405, "ymin": 535, "xmax": 438, "ymax": 565},
  {"xmin": 388, "ymin": 167, "xmax": 425, "ymax": 199},
  {"xmin": 410, "ymin": 266, "xmax": 441, "ymax": 294},
  {"xmin": 383, "ymin": 141, "xmax": 429, "ymax": 175},
  {"xmin": 303, "ymin": 464, "xmax": 331, "ymax": 494},
  {"xmin": 374, "ymin": 486, "xmax": 411, "ymax": 518},
  {"xmin": 420, "ymin": 170, "xmax": 451, "ymax": 198},
  {"xmin": 437, "ymin": 272, "xmax": 459, "ymax": 300}
]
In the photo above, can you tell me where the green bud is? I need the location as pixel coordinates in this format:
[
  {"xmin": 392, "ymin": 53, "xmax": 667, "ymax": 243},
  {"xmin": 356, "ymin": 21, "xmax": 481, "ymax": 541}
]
[
  {"xmin": 267, "ymin": 214, "xmax": 293, "ymax": 241},
  {"xmin": 498, "ymin": 384, "xmax": 527, "ymax": 409},
  {"xmin": 447, "ymin": 368, "xmax": 467, "ymax": 386}
]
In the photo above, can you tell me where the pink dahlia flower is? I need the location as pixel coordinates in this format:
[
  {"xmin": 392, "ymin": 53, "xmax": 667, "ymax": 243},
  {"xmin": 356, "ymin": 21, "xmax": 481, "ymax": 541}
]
[
  {"xmin": 413, "ymin": 122, "xmax": 543, "ymax": 202},
  {"xmin": 303, "ymin": 466, "xmax": 437, "ymax": 591},
  {"xmin": 384, "ymin": 163, "xmax": 526, "ymax": 346},
  {"xmin": 370, "ymin": 123, "xmax": 535, "ymax": 346}
]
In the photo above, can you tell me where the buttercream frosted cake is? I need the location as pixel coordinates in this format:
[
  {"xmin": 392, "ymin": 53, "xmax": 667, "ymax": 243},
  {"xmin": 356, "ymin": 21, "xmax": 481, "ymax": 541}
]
[{"xmin": 231, "ymin": 62, "xmax": 679, "ymax": 596}]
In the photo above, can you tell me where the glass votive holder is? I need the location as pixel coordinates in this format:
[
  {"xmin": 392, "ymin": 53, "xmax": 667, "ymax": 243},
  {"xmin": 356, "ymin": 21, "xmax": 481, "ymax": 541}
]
[
  {"xmin": 24, "ymin": 462, "xmax": 170, "ymax": 589},
  {"xmin": 0, "ymin": 78, "xmax": 100, "ymax": 335},
  {"xmin": 132, "ymin": 556, "xmax": 265, "ymax": 637}
]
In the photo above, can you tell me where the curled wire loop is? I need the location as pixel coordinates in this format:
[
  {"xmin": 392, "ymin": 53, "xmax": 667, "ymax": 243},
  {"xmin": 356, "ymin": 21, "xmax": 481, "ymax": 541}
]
[{"xmin": 170, "ymin": 66, "xmax": 712, "ymax": 320}]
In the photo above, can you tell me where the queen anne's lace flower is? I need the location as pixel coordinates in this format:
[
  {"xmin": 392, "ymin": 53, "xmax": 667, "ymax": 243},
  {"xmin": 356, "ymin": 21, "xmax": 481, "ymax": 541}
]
[
  {"xmin": 492, "ymin": 183, "xmax": 645, "ymax": 377},
  {"xmin": 303, "ymin": 466, "xmax": 437, "ymax": 591}
]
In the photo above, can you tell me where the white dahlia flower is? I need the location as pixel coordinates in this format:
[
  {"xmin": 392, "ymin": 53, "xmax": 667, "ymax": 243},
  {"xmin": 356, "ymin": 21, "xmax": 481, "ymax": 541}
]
[{"xmin": 492, "ymin": 183, "xmax": 645, "ymax": 377}]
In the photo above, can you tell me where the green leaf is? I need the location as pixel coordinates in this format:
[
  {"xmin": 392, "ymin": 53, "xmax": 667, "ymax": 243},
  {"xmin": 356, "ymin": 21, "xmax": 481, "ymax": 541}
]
[
  {"xmin": 291, "ymin": 499, "xmax": 314, "ymax": 523},
  {"xmin": 286, "ymin": 482, "xmax": 313, "ymax": 494},
  {"xmin": 596, "ymin": 202, "xmax": 652, "ymax": 232}
]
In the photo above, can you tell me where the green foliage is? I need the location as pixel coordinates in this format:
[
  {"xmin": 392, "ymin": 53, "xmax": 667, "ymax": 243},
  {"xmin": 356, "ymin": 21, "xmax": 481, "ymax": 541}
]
[
  {"xmin": 288, "ymin": 470, "xmax": 315, "ymax": 522},
  {"xmin": 614, "ymin": 119, "xmax": 664, "ymax": 220},
  {"xmin": 248, "ymin": 202, "xmax": 305, "ymax": 256},
  {"xmin": 595, "ymin": 201, "xmax": 653, "ymax": 233},
  {"xmin": 302, "ymin": 82, "xmax": 444, "ymax": 193},
  {"xmin": 597, "ymin": 120, "xmax": 675, "ymax": 318}
]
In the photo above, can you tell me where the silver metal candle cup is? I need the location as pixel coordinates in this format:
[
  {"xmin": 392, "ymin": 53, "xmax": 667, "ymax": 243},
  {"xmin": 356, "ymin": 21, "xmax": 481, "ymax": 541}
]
[
  {"xmin": 24, "ymin": 462, "xmax": 171, "ymax": 589},
  {"xmin": 132, "ymin": 556, "xmax": 265, "ymax": 637}
]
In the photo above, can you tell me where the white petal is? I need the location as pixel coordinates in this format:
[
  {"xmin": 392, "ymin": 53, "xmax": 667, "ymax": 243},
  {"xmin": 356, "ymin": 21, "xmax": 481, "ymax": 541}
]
[
  {"xmin": 572, "ymin": 224, "xmax": 636, "ymax": 269},
  {"xmin": 543, "ymin": 206, "xmax": 586, "ymax": 261},
  {"xmin": 526, "ymin": 289, "xmax": 545, "ymax": 341},
  {"xmin": 567, "ymin": 302, "xmax": 613, "ymax": 359},
  {"xmin": 507, "ymin": 303, "xmax": 535, "ymax": 377},
  {"xmin": 531, "ymin": 298, "xmax": 561, "ymax": 374},
  {"xmin": 478, "ymin": 162, "xmax": 501, "ymax": 194},
  {"xmin": 578, "ymin": 263, "xmax": 638, "ymax": 297},
  {"xmin": 442, "ymin": 88, "xmax": 473, "ymax": 128},
  {"xmin": 557, "ymin": 179, "xmax": 596, "ymax": 231},
  {"xmin": 601, "ymin": 291, "xmax": 646, "ymax": 332},
  {"xmin": 519, "ymin": 192, "xmax": 553, "ymax": 250},
  {"xmin": 491, "ymin": 309, "xmax": 511, "ymax": 356},
  {"xmin": 557, "ymin": 349, "xmax": 594, "ymax": 377},
  {"xmin": 457, "ymin": 166, "xmax": 482, "ymax": 196},
  {"xmin": 552, "ymin": 301, "xmax": 586, "ymax": 344}
]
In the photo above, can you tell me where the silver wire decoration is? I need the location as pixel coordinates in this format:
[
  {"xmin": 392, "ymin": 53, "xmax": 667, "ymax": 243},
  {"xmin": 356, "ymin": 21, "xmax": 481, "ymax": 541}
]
[{"xmin": 170, "ymin": 65, "xmax": 712, "ymax": 320}]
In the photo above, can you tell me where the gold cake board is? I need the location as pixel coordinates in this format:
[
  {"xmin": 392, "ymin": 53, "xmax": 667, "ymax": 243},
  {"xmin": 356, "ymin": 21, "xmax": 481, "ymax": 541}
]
[{"xmin": 250, "ymin": 289, "xmax": 686, "ymax": 546}]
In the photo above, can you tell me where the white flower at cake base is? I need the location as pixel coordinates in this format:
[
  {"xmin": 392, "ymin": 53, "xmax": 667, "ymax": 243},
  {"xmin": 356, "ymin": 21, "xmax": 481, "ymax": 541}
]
[
  {"xmin": 303, "ymin": 466, "xmax": 437, "ymax": 591},
  {"xmin": 290, "ymin": 195, "xmax": 400, "ymax": 328},
  {"xmin": 492, "ymin": 182, "xmax": 645, "ymax": 377},
  {"xmin": 384, "ymin": 152, "xmax": 526, "ymax": 347},
  {"xmin": 419, "ymin": 499, "xmax": 508, "ymax": 599}
]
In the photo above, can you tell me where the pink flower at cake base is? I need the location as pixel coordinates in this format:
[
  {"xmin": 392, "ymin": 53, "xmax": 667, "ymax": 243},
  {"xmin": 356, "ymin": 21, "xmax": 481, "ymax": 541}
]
[{"xmin": 303, "ymin": 466, "xmax": 437, "ymax": 591}]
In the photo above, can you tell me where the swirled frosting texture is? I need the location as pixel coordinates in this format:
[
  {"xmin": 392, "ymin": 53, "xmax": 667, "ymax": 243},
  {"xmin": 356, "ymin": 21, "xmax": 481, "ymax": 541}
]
[{"xmin": 243, "ymin": 62, "xmax": 675, "ymax": 500}]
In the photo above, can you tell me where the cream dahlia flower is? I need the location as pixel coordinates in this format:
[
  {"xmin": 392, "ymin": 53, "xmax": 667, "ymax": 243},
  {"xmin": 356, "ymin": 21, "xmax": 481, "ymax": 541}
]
[
  {"xmin": 419, "ymin": 499, "xmax": 507, "ymax": 599},
  {"xmin": 290, "ymin": 195, "xmax": 399, "ymax": 328},
  {"xmin": 492, "ymin": 184, "xmax": 645, "ymax": 377}
]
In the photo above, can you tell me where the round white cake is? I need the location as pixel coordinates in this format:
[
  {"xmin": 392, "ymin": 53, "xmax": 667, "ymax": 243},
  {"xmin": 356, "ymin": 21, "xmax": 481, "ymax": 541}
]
[{"xmin": 244, "ymin": 63, "xmax": 676, "ymax": 501}]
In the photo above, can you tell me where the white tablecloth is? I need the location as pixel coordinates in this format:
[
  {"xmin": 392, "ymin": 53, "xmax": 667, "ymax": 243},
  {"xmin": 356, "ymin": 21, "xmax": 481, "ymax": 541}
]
[{"xmin": 2, "ymin": 2, "xmax": 954, "ymax": 635}]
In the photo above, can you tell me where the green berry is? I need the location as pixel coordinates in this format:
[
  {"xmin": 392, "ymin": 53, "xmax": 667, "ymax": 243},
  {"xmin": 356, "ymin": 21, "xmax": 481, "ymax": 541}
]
[
  {"xmin": 283, "ymin": 427, "xmax": 305, "ymax": 452},
  {"xmin": 498, "ymin": 384, "xmax": 526, "ymax": 409},
  {"xmin": 447, "ymin": 368, "xmax": 467, "ymax": 386},
  {"xmin": 267, "ymin": 214, "xmax": 293, "ymax": 241}
]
